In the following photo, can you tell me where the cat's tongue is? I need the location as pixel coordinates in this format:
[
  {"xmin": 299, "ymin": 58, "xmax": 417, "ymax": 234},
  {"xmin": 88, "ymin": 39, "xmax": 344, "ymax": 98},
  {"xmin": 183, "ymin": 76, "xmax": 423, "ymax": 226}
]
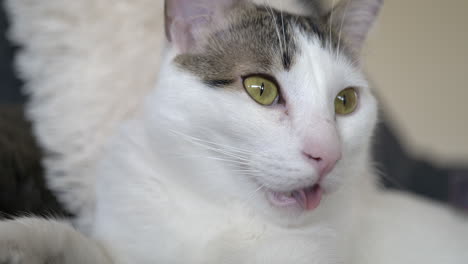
[
  {"xmin": 268, "ymin": 185, "xmax": 323, "ymax": 211},
  {"xmin": 292, "ymin": 185, "xmax": 323, "ymax": 211}
]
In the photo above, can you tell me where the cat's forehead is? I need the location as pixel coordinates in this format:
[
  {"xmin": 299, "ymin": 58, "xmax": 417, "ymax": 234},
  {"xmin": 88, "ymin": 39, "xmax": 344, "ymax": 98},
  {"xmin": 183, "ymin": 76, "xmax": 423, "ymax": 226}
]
[{"xmin": 174, "ymin": 3, "xmax": 352, "ymax": 87}]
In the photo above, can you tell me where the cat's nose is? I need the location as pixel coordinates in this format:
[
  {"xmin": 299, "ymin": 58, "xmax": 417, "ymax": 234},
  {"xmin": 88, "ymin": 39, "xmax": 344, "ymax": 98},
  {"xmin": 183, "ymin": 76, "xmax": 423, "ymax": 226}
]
[
  {"xmin": 301, "ymin": 123, "xmax": 342, "ymax": 180},
  {"xmin": 302, "ymin": 149, "xmax": 341, "ymax": 179}
]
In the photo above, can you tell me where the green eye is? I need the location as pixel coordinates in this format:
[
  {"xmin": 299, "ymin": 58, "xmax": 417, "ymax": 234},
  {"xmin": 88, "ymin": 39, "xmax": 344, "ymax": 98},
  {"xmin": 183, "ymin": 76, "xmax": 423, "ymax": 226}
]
[
  {"xmin": 335, "ymin": 87, "xmax": 358, "ymax": 115},
  {"xmin": 243, "ymin": 76, "xmax": 279, "ymax": 106}
]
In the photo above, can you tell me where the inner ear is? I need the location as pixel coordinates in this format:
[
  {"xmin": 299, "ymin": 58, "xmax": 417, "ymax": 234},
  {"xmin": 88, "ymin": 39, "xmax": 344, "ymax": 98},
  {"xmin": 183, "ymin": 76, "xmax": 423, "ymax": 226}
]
[
  {"xmin": 298, "ymin": 0, "xmax": 326, "ymax": 17},
  {"xmin": 326, "ymin": 0, "xmax": 383, "ymax": 55},
  {"xmin": 165, "ymin": 0, "xmax": 244, "ymax": 53}
]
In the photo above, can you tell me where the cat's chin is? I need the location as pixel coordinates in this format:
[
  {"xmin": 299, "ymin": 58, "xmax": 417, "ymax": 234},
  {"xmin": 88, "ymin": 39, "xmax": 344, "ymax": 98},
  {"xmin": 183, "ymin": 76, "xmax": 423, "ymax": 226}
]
[{"xmin": 265, "ymin": 185, "xmax": 324, "ymax": 211}]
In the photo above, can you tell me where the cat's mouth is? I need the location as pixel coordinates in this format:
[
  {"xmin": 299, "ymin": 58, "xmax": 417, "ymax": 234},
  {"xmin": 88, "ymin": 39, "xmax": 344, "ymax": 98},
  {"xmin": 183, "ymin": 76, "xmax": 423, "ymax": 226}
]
[{"xmin": 265, "ymin": 185, "xmax": 323, "ymax": 211}]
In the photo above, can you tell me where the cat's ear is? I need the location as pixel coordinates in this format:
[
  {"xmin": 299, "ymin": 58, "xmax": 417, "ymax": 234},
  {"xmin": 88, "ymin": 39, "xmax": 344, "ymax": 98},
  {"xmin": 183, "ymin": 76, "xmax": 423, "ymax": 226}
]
[
  {"xmin": 327, "ymin": 0, "xmax": 383, "ymax": 54},
  {"xmin": 165, "ymin": 0, "xmax": 243, "ymax": 53}
]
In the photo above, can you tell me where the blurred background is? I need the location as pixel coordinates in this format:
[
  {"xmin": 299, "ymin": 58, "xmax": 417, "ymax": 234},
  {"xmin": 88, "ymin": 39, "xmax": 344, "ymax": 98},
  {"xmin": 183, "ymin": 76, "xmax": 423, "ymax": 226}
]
[{"xmin": 365, "ymin": 0, "xmax": 468, "ymax": 164}]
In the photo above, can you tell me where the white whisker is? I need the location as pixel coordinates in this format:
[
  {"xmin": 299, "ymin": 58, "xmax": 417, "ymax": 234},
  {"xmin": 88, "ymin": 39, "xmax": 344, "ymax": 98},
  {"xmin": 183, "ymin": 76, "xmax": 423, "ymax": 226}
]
[
  {"xmin": 201, "ymin": 169, "xmax": 261, "ymax": 176},
  {"xmin": 337, "ymin": 0, "xmax": 351, "ymax": 59},
  {"xmin": 168, "ymin": 130, "xmax": 254, "ymax": 162},
  {"xmin": 240, "ymin": 184, "xmax": 266, "ymax": 206},
  {"xmin": 171, "ymin": 154, "xmax": 251, "ymax": 165},
  {"xmin": 265, "ymin": 3, "xmax": 284, "ymax": 57},
  {"xmin": 280, "ymin": 3, "xmax": 287, "ymax": 59},
  {"xmin": 329, "ymin": 0, "xmax": 337, "ymax": 53},
  {"xmin": 169, "ymin": 129, "xmax": 255, "ymax": 155}
]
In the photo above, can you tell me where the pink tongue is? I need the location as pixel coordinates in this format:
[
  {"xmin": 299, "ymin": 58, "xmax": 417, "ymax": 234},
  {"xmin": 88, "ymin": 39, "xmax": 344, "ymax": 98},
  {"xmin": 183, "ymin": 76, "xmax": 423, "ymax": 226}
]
[{"xmin": 292, "ymin": 185, "xmax": 323, "ymax": 211}]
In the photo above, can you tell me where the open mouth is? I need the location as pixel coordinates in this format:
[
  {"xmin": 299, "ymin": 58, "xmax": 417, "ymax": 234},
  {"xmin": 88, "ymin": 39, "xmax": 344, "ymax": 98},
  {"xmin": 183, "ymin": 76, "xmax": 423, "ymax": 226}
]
[{"xmin": 266, "ymin": 185, "xmax": 323, "ymax": 211}]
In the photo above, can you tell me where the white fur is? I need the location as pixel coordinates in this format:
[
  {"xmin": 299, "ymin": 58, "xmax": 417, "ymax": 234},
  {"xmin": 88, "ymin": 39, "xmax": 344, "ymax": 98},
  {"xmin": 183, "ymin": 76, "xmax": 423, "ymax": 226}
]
[
  {"xmin": 89, "ymin": 34, "xmax": 376, "ymax": 263},
  {"xmin": 4, "ymin": 0, "xmax": 165, "ymax": 231},
  {"xmin": 3, "ymin": 0, "xmax": 468, "ymax": 263},
  {"xmin": 0, "ymin": 217, "xmax": 112, "ymax": 264},
  {"xmin": 351, "ymin": 191, "xmax": 468, "ymax": 263}
]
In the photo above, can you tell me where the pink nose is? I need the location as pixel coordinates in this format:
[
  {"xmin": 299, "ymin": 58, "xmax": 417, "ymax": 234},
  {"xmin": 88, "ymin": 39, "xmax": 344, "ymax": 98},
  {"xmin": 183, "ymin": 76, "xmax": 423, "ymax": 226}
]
[
  {"xmin": 301, "ymin": 123, "xmax": 342, "ymax": 179},
  {"xmin": 302, "ymin": 150, "xmax": 341, "ymax": 179}
]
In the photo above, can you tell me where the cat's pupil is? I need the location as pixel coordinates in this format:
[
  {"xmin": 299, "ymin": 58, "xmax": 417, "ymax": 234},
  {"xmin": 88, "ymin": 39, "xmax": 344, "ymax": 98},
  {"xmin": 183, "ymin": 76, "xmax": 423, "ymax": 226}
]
[
  {"xmin": 260, "ymin": 82, "xmax": 265, "ymax": 96},
  {"xmin": 338, "ymin": 94, "xmax": 347, "ymax": 106}
]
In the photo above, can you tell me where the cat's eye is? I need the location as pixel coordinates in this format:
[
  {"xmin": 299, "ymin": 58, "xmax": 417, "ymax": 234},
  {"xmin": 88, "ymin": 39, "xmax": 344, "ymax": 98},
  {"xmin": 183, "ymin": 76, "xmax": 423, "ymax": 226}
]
[
  {"xmin": 243, "ymin": 76, "xmax": 279, "ymax": 106},
  {"xmin": 335, "ymin": 87, "xmax": 358, "ymax": 115}
]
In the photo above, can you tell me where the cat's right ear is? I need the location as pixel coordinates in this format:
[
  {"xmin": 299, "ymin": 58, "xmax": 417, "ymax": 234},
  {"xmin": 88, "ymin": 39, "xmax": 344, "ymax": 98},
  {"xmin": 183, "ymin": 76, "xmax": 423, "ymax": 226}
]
[
  {"xmin": 165, "ymin": 0, "xmax": 243, "ymax": 53},
  {"xmin": 326, "ymin": 0, "xmax": 383, "ymax": 55}
]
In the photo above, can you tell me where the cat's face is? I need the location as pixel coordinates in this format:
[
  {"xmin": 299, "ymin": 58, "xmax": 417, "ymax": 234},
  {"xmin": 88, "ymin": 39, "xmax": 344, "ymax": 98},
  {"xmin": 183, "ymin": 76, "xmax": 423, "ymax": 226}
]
[{"xmin": 148, "ymin": 0, "xmax": 380, "ymax": 222}]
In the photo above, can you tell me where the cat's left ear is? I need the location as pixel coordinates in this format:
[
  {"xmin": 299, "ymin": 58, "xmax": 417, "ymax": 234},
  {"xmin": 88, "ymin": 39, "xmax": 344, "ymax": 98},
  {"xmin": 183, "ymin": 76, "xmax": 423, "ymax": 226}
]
[
  {"xmin": 327, "ymin": 0, "xmax": 384, "ymax": 54},
  {"xmin": 165, "ymin": 0, "xmax": 243, "ymax": 53}
]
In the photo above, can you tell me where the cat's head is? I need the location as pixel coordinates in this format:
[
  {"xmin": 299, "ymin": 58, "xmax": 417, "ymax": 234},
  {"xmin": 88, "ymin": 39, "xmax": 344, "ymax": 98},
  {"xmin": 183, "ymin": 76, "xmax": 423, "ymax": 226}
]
[{"xmin": 147, "ymin": 0, "xmax": 382, "ymax": 222}]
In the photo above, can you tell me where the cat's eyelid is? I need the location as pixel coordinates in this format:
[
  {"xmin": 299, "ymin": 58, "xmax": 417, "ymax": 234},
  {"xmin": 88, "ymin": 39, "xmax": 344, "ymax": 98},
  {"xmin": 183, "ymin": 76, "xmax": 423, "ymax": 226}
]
[{"xmin": 241, "ymin": 73, "xmax": 281, "ymax": 87}]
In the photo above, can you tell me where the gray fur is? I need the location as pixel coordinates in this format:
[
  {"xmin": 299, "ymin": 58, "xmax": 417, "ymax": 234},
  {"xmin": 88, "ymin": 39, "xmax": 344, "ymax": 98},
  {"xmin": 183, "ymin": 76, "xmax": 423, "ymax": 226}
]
[{"xmin": 175, "ymin": 2, "xmax": 349, "ymax": 88}]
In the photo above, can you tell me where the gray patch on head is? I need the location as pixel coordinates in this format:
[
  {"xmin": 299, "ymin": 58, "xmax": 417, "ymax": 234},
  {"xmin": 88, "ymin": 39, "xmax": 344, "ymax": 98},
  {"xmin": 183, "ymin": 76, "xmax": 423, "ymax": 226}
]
[{"xmin": 175, "ymin": 3, "xmax": 350, "ymax": 88}]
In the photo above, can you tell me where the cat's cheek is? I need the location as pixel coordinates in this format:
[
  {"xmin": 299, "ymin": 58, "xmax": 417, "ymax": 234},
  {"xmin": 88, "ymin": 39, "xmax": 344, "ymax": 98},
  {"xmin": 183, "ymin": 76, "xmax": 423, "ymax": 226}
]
[
  {"xmin": 322, "ymin": 164, "xmax": 347, "ymax": 193},
  {"xmin": 274, "ymin": 104, "xmax": 290, "ymax": 123}
]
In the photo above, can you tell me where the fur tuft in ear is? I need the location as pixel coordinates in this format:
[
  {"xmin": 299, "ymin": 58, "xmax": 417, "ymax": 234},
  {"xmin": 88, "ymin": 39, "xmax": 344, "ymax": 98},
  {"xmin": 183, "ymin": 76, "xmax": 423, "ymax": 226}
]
[
  {"xmin": 165, "ymin": 0, "xmax": 243, "ymax": 53},
  {"xmin": 327, "ymin": 0, "xmax": 383, "ymax": 54}
]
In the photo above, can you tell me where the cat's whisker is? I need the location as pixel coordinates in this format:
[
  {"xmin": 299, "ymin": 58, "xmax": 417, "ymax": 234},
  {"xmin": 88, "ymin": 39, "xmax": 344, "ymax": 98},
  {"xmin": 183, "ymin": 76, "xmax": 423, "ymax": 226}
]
[
  {"xmin": 280, "ymin": 3, "xmax": 287, "ymax": 61},
  {"xmin": 170, "ymin": 153, "xmax": 251, "ymax": 166},
  {"xmin": 168, "ymin": 132, "xmax": 253, "ymax": 161},
  {"xmin": 169, "ymin": 129, "xmax": 255, "ymax": 155},
  {"xmin": 292, "ymin": 13, "xmax": 300, "ymax": 30},
  {"xmin": 241, "ymin": 184, "xmax": 266, "ymax": 206},
  {"xmin": 245, "ymin": 184, "xmax": 265, "ymax": 198},
  {"xmin": 265, "ymin": 3, "xmax": 284, "ymax": 57},
  {"xmin": 229, "ymin": 169, "xmax": 262, "ymax": 174},
  {"xmin": 193, "ymin": 137, "xmax": 255, "ymax": 156},
  {"xmin": 337, "ymin": 0, "xmax": 351, "ymax": 59},
  {"xmin": 371, "ymin": 161, "xmax": 408, "ymax": 191},
  {"xmin": 347, "ymin": 55, "xmax": 362, "ymax": 68},
  {"xmin": 193, "ymin": 144, "xmax": 251, "ymax": 161},
  {"xmin": 329, "ymin": 0, "xmax": 337, "ymax": 53},
  {"xmin": 165, "ymin": 137, "xmax": 250, "ymax": 159},
  {"xmin": 200, "ymin": 169, "xmax": 261, "ymax": 176},
  {"xmin": 187, "ymin": 141, "xmax": 250, "ymax": 159},
  {"xmin": 204, "ymin": 170, "xmax": 262, "ymax": 178}
]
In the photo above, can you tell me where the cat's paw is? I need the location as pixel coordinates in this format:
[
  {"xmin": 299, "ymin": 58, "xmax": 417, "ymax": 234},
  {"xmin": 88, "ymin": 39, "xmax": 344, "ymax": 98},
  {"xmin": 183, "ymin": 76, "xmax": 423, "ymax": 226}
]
[
  {"xmin": 0, "ymin": 218, "xmax": 113, "ymax": 264},
  {"xmin": 0, "ymin": 218, "xmax": 58, "ymax": 264},
  {"xmin": 0, "ymin": 246, "xmax": 42, "ymax": 264}
]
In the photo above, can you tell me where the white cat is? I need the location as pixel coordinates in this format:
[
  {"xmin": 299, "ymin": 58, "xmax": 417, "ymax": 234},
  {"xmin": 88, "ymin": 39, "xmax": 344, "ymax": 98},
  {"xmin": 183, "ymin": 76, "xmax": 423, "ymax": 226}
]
[{"xmin": 1, "ymin": 0, "xmax": 467, "ymax": 263}]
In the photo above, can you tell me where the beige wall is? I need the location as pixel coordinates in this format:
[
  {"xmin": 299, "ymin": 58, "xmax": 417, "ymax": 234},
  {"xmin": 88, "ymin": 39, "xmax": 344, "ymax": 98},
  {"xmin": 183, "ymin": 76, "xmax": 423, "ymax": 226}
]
[{"xmin": 362, "ymin": 0, "xmax": 468, "ymax": 164}]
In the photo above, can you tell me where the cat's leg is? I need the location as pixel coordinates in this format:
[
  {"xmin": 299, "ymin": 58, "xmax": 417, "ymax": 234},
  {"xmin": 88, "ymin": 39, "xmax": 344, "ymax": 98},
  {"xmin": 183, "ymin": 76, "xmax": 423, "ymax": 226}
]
[{"xmin": 0, "ymin": 217, "xmax": 113, "ymax": 264}]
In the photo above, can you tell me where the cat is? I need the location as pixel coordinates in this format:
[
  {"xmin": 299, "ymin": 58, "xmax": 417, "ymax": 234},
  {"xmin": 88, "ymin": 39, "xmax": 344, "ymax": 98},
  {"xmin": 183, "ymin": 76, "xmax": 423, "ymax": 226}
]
[
  {"xmin": 1, "ymin": 0, "xmax": 467, "ymax": 263},
  {"xmin": 3, "ymin": 0, "xmax": 379, "ymax": 262},
  {"xmin": 89, "ymin": 0, "xmax": 379, "ymax": 262}
]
